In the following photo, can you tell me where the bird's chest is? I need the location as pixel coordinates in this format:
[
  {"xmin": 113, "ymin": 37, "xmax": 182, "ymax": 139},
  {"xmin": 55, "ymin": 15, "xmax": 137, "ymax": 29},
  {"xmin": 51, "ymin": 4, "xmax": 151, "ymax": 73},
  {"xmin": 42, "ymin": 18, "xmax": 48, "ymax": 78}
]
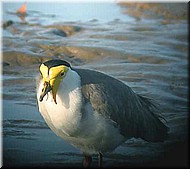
[{"xmin": 39, "ymin": 88, "xmax": 83, "ymax": 137}]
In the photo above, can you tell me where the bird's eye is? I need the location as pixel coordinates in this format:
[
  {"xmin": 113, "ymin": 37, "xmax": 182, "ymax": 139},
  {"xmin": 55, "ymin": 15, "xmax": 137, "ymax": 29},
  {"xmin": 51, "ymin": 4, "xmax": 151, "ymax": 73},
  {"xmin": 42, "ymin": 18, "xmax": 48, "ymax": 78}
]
[{"xmin": 60, "ymin": 72, "xmax": 65, "ymax": 77}]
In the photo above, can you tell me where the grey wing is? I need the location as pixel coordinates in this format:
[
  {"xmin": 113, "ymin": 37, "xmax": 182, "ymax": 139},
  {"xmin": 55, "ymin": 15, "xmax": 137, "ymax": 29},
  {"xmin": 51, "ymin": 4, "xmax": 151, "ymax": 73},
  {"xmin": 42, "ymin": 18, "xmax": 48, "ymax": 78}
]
[{"xmin": 76, "ymin": 68, "xmax": 168, "ymax": 142}]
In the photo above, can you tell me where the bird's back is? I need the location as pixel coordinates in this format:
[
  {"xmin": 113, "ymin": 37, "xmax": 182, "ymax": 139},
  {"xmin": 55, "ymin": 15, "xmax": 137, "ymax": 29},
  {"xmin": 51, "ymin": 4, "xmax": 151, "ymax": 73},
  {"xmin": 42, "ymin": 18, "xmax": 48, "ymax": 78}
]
[{"xmin": 75, "ymin": 68, "xmax": 168, "ymax": 142}]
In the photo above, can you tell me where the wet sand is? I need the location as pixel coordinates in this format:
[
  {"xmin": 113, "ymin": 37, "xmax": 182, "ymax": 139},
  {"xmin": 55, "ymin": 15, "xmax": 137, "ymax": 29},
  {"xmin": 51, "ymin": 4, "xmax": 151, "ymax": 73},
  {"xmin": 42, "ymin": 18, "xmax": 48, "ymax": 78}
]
[
  {"xmin": 118, "ymin": 2, "xmax": 187, "ymax": 21},
  {"xmin": 2, "ymin": 2, "xmax": 188, "ymax": 168}
]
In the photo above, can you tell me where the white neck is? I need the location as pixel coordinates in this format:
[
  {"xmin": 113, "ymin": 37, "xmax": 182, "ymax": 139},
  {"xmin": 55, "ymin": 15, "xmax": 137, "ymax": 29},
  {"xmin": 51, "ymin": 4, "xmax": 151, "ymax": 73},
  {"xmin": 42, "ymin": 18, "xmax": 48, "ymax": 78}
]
[
  {"xmin": 57, "ymin": 68, "xmax": 81, "ymax": 107},
  {"xmin": 41, "ymin": 69, "xmax": 82, "ymax": 135}
]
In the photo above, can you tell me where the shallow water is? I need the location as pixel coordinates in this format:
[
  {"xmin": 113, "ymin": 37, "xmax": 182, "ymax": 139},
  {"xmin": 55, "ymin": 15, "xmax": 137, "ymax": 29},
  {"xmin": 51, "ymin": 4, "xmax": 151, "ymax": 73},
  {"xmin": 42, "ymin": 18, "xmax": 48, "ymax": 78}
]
[{"xmin": 2, "ymin": 2, "xmax": 188, "ymax": 168}]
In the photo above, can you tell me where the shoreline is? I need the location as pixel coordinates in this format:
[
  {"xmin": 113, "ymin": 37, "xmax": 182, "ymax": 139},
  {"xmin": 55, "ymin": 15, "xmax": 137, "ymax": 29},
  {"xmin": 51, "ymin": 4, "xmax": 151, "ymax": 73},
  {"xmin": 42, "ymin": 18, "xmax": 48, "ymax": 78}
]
[{"xmin": 118, "ymin": 2, "xmax": 187, "ymax": 21}]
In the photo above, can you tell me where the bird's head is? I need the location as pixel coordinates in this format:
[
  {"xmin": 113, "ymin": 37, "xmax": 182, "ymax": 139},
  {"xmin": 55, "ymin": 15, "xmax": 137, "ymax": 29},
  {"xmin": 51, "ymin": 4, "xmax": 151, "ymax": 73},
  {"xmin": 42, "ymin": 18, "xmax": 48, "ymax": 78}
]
[{"xmin": 39, "ymin": 59, "xmax": 71, "ymax": 104}]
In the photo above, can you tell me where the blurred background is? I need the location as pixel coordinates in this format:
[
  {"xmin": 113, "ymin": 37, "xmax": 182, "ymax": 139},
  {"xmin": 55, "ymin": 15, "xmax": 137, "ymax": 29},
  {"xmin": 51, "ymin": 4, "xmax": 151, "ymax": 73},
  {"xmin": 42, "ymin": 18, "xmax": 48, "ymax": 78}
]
[{"xmin": 2, "ymin": 1, "xmax": 188, "ymax": 168}]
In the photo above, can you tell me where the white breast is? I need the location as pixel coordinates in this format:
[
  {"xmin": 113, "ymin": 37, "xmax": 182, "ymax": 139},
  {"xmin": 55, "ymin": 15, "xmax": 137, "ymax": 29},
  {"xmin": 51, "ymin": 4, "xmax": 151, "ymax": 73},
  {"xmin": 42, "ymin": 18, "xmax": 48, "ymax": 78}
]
[
  {"xmin": 37, "ymin": 69, "xmax": 125, "ymax": 154},
  {"xmin": 37, "ymin": 69, "xmax": 83, "ymax": 136}
]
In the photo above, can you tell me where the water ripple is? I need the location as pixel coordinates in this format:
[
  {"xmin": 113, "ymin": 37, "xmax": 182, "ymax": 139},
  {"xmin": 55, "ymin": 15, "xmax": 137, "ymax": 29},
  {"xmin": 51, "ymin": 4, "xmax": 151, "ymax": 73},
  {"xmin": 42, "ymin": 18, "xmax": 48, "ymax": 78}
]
[{"xmin": 3, "ymin": 119, "xmax": 48, "ymax": 129}]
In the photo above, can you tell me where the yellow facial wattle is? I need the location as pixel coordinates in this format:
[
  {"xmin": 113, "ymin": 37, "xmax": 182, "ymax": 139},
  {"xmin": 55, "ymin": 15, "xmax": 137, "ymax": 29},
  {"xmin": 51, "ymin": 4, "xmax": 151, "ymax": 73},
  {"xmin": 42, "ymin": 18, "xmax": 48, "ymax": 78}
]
[{"xmin": 39, "ymin": 64, "xmax": 69, "ymax": 104}]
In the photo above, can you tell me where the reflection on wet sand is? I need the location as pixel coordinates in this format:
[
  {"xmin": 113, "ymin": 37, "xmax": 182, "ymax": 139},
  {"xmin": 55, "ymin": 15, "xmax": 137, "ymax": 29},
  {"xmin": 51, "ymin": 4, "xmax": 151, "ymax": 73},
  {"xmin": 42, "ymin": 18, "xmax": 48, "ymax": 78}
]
[{"xmin": 2, "ymin": 2, "xmax": 188, "ymax": 168}]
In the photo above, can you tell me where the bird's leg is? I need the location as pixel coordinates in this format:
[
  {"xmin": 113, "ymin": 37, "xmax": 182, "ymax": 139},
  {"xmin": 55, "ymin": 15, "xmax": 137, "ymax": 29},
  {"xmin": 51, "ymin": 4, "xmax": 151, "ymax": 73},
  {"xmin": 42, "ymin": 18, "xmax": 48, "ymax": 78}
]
[
  {"xmin": 83, "ymin": 154, "xmax": 92, "ymax": 168},
  {"xmin": 98, "ymin": 152, "xmax": 103, "ymax": 168}
]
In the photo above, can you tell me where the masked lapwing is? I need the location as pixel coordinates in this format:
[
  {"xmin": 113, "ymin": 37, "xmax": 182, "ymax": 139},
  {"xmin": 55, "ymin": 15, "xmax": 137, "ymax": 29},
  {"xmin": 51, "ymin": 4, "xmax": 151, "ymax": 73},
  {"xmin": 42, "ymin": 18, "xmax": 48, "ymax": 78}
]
[{"xmin": 37, "ymin": 59, "xmax": 168, "ymax": 167}]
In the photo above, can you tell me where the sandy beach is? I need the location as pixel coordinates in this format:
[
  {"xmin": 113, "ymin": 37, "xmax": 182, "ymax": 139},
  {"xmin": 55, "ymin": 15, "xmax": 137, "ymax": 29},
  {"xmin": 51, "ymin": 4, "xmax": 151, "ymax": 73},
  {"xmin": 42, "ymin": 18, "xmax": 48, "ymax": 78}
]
[{"xmin": 2, "ymin": 2, "xmax": 188, "ymax": 168}]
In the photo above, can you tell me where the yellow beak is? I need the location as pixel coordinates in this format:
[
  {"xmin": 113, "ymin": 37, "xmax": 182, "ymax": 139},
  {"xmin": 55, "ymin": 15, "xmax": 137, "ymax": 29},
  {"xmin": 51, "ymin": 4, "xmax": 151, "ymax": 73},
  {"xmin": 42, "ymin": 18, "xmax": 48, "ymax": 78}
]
[
  {"xmin": 39, "ymin": 78, "xmax": 60, "ymax": 104},
  {"xmin": 39, "ymin": 81, "xmax": 52, "ymax": 102}
]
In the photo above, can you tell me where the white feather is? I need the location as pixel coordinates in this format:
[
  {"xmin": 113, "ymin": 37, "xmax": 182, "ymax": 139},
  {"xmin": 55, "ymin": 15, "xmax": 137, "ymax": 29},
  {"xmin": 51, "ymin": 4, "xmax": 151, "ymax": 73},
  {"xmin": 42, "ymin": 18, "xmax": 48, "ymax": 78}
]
[{"xmin": 37, "ymin": 68, "xmax": 125, "ymax": 154}]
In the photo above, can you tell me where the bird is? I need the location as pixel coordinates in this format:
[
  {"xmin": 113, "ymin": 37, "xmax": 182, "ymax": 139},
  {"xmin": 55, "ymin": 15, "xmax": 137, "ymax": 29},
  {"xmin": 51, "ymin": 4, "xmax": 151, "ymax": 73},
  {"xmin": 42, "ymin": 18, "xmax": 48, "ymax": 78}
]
[{"xmin": 36, "ymin": 59, "xmax": 168, "ymax": 167}]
